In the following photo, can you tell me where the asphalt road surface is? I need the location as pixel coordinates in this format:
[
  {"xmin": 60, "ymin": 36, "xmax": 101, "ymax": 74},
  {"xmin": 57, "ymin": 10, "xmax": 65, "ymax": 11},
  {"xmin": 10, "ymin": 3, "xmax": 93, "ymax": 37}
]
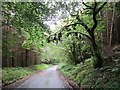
[{"xmin": 17, "ymin": 65, "xmax": 67, "ymax": 89}]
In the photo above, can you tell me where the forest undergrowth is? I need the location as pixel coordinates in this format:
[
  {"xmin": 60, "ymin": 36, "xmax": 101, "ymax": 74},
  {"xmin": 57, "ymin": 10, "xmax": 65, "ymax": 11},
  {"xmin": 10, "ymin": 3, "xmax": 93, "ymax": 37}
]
[
  {"xmin": 2, "ymin": 64, "xmax": 52, "ymax": 86},
  {"xmin": 59, "ymin": 46, "xmax": 120, "ymax": 89}
]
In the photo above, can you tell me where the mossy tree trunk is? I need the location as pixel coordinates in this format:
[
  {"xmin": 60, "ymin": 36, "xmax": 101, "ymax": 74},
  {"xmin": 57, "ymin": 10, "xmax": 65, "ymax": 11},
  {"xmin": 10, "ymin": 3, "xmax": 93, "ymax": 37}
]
[{"xmin": 90, "ymin": 33, "xmax": 103, "ymax": 68}]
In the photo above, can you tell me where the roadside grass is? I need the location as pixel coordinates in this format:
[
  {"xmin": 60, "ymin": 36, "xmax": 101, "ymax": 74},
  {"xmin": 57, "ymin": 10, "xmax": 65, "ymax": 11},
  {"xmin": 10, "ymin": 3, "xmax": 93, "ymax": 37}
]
[
  {"xmin": 34, "ymin": 64, "xmax": 52, "ymax": 71},
  {"xmin": 2, "ymin": 64, "xmax": 52, "ymax": 86},
  {"xmin": 59, "ymin": 57, "xmax": 120, "ymax": 89}
]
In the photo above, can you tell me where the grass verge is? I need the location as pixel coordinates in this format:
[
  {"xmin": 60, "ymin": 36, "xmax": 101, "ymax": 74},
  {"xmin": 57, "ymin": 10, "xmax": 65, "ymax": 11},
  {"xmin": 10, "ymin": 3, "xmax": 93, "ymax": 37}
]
[{"xmin": 2, "ymin": 64, "xmax": 52, "ymax": 86}]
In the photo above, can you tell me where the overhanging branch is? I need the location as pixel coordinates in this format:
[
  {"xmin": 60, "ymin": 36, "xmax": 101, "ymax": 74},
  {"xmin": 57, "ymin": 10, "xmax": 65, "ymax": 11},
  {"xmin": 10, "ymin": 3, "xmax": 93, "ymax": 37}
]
[
  {"xmin": 82, "ymin": 2, "xmax": 93, "ymax": 10},
  {"xmin": 91, "ymin": 2, "xmax": 98, "ymax": 32},
  {"xmin": 92, "ymin": 2, "xmax": 107, "ymax": 32},
  {"xmin": 76, "ymin": 15, "xmax": 91, "ymax": 34},
  {"xmin": 95, "ymin": 2, "xmax": 107, "ymax": 15},
  {"xmin": 68, "ymin": 31, "xmax": 91, "ymax": 40}
]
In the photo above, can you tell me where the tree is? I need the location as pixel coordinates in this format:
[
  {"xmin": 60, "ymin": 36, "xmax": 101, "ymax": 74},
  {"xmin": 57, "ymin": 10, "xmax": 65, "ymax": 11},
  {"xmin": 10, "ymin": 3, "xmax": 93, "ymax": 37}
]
[
  {"xmin": 2, "ymin": 2, "xmax": 51, "ymax": 66},
  {"xmin": 48, "ymin": 2, "xmax": 107, "ymax": 68},
  {"xmin": 67, "ymin": 2, "xmax": 107, "ymax": 68}
]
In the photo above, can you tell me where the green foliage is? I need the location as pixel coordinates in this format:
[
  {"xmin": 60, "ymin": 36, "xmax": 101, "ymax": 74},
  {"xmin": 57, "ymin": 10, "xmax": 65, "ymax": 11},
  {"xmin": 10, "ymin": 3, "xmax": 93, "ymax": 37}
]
[
  {"xmin": 2, "ymin": 64, "xmax": 52, "ymax": 85},
  {"xmin": 2, "ymin": 29, "xmax": 18, "ymax": 57},
  {"xmin": 2, "ymin": 67, "xmax": 34, "ymax": 85},
  {"xmin": 2, "ymin": 2, "xmax": 50, "ymax": 54},
  {"xmin": 60, "ymin": 56, "xmax": 120, "ymax": 89},
  {"xmin": 41, "ymin": 42, "xmax": 66, "ymax": 64},
  {"xmin": 47, "ymin": 2, "xmax": 107, "ymax": 68},
  {"xmin": 59, "ymin": 58, "xmax": 93, "ymax": 86},
  {"xmin": 2, "ymin": 2, "xmax": 120, "ymax": 89},
  {"xmin": 34, "ymin": 64, "xmax": 52, "ymax": 71}
]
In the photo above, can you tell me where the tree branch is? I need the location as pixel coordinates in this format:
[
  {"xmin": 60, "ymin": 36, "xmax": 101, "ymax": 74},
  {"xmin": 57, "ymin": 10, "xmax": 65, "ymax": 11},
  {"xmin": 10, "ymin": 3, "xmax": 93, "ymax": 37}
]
[
  {"xmin": 68, "ymin": 31, "xmax": 91, "ymax": 40},
  {"xmin": 64, "ymin": 22, "xmax": 79, "ymax": 28},
  {"xmin": 91, "ymin": 2, "xmax": 107, "ymax": 32},
  {"xmin": 82, "ymin": 2, "xmax": 93, "ymax": 10},
  {"xmin": 76, "ymin": 15, "xmax": 91, "ymax": 34},
  {"xmin": 95, "ymin": 2, "xmax": 107, "ymax": 15},
  {"xmin": 91, "ymin": 2, "xmax": 98, "ymax": 32}
]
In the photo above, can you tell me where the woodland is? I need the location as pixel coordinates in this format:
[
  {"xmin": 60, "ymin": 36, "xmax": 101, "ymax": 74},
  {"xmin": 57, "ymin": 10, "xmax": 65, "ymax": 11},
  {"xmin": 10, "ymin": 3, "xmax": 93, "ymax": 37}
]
[{"xmin": 1, "ymin": 1, "xmax": 120, "ymax": 89}]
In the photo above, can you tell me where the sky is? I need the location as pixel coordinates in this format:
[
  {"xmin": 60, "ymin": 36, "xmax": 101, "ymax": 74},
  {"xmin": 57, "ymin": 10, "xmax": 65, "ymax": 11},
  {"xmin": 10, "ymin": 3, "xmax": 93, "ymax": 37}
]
[
  {"xmin": 44, "ymin": 20, "xmax": 61, "ymax": 30},
  {"xmin": 44, "ymin": 6, "xmax": 67, "ymax": 32}
]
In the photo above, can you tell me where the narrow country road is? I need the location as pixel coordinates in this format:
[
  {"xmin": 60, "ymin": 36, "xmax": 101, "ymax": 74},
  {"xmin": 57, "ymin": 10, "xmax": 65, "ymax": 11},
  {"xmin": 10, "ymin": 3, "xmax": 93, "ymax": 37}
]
[{"xmin": 17, "ymin": 65, "xmax": 67, "ymax": 88}]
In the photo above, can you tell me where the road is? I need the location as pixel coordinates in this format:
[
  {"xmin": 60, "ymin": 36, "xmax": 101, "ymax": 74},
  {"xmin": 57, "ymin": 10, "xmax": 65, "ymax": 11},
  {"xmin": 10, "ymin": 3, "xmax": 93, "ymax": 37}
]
[{"xmin": 17, "ymin": 65, "xmax": 67, "ymax": 89}]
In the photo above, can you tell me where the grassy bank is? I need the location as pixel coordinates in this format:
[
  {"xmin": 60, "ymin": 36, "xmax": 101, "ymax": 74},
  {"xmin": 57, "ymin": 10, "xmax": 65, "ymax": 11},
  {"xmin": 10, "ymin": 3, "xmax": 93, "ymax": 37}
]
[
  {"xmin": 2, "ymin": 64, "xmax": 52, "ymax": 86},
  {"xmin": 59, "ymin": 58, "xmax": 120, "ymax": 89}
]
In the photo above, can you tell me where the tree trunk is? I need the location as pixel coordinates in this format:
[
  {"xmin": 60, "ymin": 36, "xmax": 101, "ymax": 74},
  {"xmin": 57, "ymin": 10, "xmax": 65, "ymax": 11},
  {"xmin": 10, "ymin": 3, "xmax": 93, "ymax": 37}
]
[
  {"xmin": 90, "ymin": 33, "xmax": 103, "ymax": 68},
  {"xmin": 110, "ymin": 10, "xmax": 115, "ymax": 46},
  {"xmin": 25, "ymin": 49, "xmax": 28, "ymax": 67},
  {"xmin": 12, "ymin": 56, "xmax": 14, "ymax": 67}
]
